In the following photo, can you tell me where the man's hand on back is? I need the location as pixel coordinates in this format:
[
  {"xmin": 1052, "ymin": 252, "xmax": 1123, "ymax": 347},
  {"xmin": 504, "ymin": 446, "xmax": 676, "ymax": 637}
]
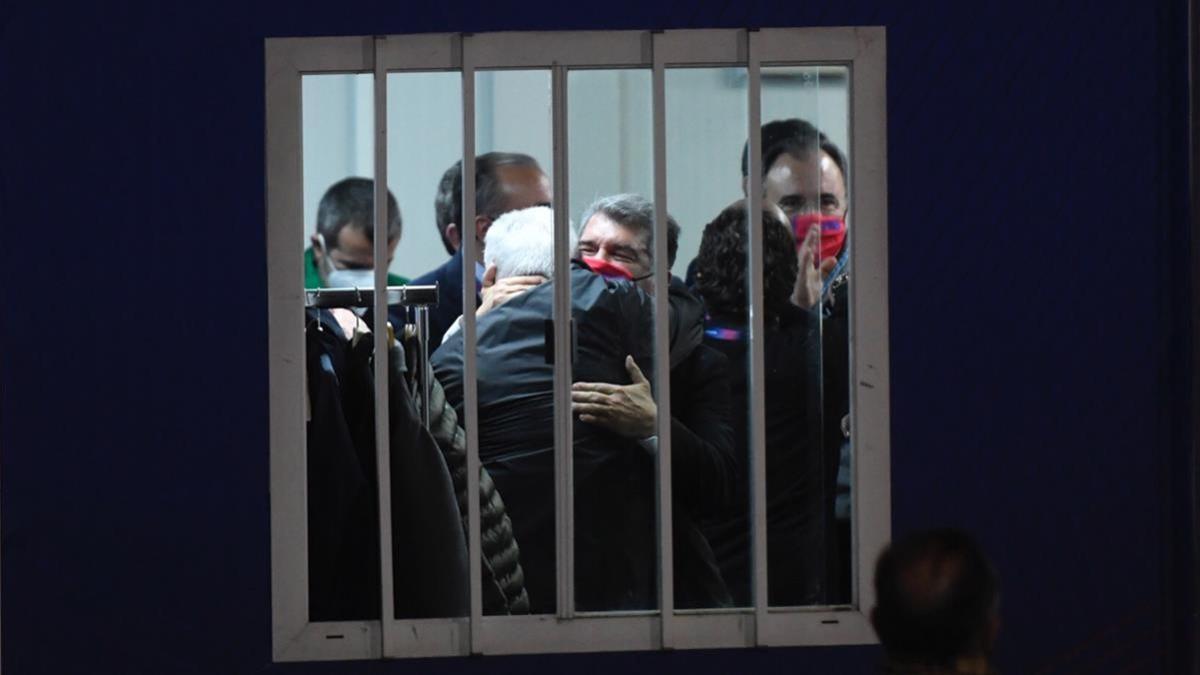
[
  {"xmin": 477, "ymin": 263, "xmax": 545, "ymax": 316},
  {"xmin": 571, "ymin": 355, "xmax": 657, "ymax": 438}
]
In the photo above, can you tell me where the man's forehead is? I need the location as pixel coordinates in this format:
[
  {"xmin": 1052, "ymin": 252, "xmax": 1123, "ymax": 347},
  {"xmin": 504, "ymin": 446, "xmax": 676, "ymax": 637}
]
[
  {"xmin": 333, "ymin": 224, "xmax": 396, "ymax": 253},
  {"xmin": 771, "ymin": 148, "xmax": 825, "ymax": 172},
  {"xmin": 769, "ymin": 150, "xmax": 845, "ymax": 194},
  {"xmin": 818, "ymin": 152, "xmax": 846, "ymax": 191},
  {"xmin": 582, "ymin": 213, "xmax": 640, "ymax": 243},
  {"xmin": 334, "ymin": 224, "xmax": 372, "ymax": 247}
]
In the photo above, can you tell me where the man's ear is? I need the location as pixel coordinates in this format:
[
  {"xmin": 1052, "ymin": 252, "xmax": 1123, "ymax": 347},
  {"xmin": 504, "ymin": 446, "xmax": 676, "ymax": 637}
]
[
  {"xmin": 475, "ymin": 215, "xmax": 492, "ymax": 242},
  {"xmin": 481, "ymin": 263, "xmax": 498, "ymax": 289},
  {"xmin": 310, "ymin": 232, "xmax": 326, "ymax": 264},
  {"xmin": 444, "ymin": 223, "xmax": 462, "ymax": 252}
]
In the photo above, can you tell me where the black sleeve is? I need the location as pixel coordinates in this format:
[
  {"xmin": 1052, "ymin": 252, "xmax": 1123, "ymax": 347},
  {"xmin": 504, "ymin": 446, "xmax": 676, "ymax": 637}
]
[{"xmin": 669, "ymin": 344, "xmax": 736, "ymax": 518}]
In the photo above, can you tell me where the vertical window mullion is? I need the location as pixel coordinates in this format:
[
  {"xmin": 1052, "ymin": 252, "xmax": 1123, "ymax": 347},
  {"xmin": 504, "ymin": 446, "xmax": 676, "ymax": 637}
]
[
  {"xmin": 266, "ymin": 43, "xmax": 309, "ymax": 655},
  {"xmin": 846, "ymin": 26, "xmax": 892, "ymax": 618},
  {"xmin": 460, "ymin": 34, "xmax": 485, "ymax": 655},
  {"xmin": 550, "ymin": 64, "xmax": 577, "ymax": 620},
  {"xmin": 650, "ymin": 36, "xmax": 676, "ymax": 648},
  {"xmin": 371, "ymin": 35, "xmax": 397, "ymax": 648},
  {"xmin": 745, "ymin": 29, "xmax": 770, "ymax": 645}
]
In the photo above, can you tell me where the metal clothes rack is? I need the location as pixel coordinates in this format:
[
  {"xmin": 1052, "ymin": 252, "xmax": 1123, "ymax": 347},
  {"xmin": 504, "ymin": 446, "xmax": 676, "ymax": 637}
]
[{"xmin": 305, "ymin": 284, "xmax": 440, "ymax": 427}]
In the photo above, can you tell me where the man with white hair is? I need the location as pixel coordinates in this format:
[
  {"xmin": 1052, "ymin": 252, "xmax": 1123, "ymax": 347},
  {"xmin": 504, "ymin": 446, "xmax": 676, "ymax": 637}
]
[
  {"xmin": 484, "ymin": 205, "xmax": 573, "ymax": 280},
  {"xmin": 440, "ymin": 205, "xmax": 575, "ymax": 343},
  {"xmin": 412, "ymin": 153, "xmax": 552, "ymax": 352},
  {"xmin": 432, "ymin": 202, "xmax": 665, "ymax": 613}
]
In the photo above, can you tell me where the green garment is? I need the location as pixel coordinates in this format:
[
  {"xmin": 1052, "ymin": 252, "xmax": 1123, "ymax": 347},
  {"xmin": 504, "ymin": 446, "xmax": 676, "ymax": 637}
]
[{"xmin": 304, "ymin": 247, "xmax": 410, "ymax": 289}]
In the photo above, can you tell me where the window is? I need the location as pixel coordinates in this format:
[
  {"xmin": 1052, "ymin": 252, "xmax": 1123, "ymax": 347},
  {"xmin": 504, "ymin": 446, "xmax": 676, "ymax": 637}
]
[{"xmin": 266, "ymin": 27, "xmax": 890, "ymax": 661}]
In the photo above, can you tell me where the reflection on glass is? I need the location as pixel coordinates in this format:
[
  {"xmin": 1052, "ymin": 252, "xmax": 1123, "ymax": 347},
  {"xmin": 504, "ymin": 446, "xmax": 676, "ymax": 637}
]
[{"xmin": 430, "ymin": 70, "xmax": 558, "ymax": 614}]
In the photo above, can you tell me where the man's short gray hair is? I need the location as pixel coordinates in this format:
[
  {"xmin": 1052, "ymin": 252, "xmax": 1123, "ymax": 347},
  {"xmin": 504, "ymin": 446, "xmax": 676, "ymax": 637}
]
[
  {"xmin": 578, "ymin": 193, "xmax": 680, "ymax": 268},
  {"xmin": 484, "ymin": 206, "xmax": 576, "ymax": 280}
]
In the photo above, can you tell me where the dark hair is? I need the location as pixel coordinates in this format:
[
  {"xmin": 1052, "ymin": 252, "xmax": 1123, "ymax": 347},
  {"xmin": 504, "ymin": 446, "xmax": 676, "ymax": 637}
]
[
  {"xmin": 316, "ymin": 177, "xmax": 402, "ymax": 247},
  {"xmin": 433, "ymin": 152, "xmax": 542, "ymax": 255},
  {"xmin": 578, "ymin": 193, "xmax": 680, "ymax": 269},
  {"xmin": 873, "ymin": 528, "xmax": 1000, "ymax": 667},
  {"xmin": 693, "ymin": 203, "xmax": 797, "ymax": 324},
  {"xmin": 740, "ymin": 118, "xmax": 849, "ymax": 191}
]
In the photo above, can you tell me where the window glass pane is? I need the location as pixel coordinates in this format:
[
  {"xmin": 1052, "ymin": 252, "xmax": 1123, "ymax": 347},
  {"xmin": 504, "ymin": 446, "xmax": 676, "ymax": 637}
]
[
  {"xmin": 665, "ymin": 67, "xmax": 745, "ymax": 610},
  {"xmin": 387, "ymin": 72, "xmax": 464, "ymax": 281},
  {"xmin": 429, "ymin": 69, "xmax": 556, "ymax": 615},
  {"xmin": 567, "ymin": 68, "xmax": 665, "ymax": 612},
  {"xmin": 274, "ymin": 31, "xmax": 888, "ymax": 662},
  {"xmin": 760, "ymin": 65, "xmax": 851, "ymax": 607},
  {"xmin": 383, "ymin": 71, "xmax": 474, "ymax": 620},
  {"xmin": 301, "ymin": 73, "xmax": 388, "ymax": 622}
]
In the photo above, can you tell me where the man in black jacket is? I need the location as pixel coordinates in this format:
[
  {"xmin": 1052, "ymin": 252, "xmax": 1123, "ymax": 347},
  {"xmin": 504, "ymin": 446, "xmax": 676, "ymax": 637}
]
[
  {"xmin": 571, "ymin": 194, "xmax": 736, "ymax": 609},
  {"xmin": 432, "ymin": 260, "xmax": 659, "ymax": 614},
  {"xmin": 432, "ymin": 196, "xmax": 735, "ymax": 612},
  {"xmin": 747, "ymin": 120, "xmax": 852, "ymax": 605}
]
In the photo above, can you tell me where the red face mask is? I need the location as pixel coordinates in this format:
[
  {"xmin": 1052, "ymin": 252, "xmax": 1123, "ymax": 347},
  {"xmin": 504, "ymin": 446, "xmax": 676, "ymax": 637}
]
[
  {"xmin": 791, "ymin": 213, "xmax": 847, "ymax": 263},
  {"xmin": 582, "ymin": 256, "xmax": 634, "ymax": 281}
]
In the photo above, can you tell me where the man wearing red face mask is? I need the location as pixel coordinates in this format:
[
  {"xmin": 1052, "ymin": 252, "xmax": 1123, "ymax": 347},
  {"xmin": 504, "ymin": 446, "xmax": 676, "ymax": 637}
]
[
  {"xmin": 757, "ymin": 119, "xmax": 853, "ymax": 605},
  {"xmin": 432, "ymin": 195, "xmax": 733, "ymax": 613},
  {"xmin": 749, "ymin": 119, "xmax": 849, "ymax": 304},
  {"xmin": 573, "ymin": 193, "xmax": 737, "ymax": 610}
]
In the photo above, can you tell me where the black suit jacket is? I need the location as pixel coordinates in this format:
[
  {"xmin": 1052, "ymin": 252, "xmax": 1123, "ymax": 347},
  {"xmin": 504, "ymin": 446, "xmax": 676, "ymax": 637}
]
[{"xmin": 412, "ymin": 249, "xmax": 479, "ymax": 353}]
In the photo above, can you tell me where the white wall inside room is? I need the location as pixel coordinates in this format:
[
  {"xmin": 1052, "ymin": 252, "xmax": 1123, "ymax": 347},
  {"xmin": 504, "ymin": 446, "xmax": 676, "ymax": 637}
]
[
  {"xmin": 567, "ymin": 69, "xmax": 654, "ymax": 232},
  {"xmin": 302, "ymin": 72, "xmax": 463, "ymax": 281},
  {"xmin": 300, "ymin": 68, "xmax": 848, "ymax": 280},
  {"xmin": 301, "ymin": 73, "xmax": 374, "ymax": 256},
  {"xmin": 386, "ymin": 72, "xmax": 464, "ymax": 276},
  {"xmin": 475, "ymin": 70, "xmax": 552, "ymax": 174}
]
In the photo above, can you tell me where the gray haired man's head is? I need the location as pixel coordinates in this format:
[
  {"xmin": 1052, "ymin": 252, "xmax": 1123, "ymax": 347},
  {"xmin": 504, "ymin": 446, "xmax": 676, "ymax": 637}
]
[
  {"xmin": 578, "ymin": 193, "xmax": 680, "ymax": 269},
  {"xmin": 483, "ymin": 206, "xmax": 576, "ymax": 280}
]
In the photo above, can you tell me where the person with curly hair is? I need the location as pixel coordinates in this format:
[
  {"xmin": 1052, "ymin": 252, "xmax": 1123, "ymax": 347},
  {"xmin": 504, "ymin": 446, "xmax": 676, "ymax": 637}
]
[
  {"xmin": 692, "ymin": 201, "xmax": 828, "ymax": 606},
  {"xmin": 694, "ymin": 117, "xmax": 853, "ymax": 604}
]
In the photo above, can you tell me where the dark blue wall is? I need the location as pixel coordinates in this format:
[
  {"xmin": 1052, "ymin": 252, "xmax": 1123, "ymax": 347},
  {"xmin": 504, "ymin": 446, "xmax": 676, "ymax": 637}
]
[{"xmin": 0, "ymin": 1, "xmax": 1192, "ymax": 673}]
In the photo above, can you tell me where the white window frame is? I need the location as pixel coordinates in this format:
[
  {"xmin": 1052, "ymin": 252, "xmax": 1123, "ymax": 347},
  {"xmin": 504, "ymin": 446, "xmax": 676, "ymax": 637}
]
[{"xmin": 266, "ymin": 27, "xmax": 890, "ymax": 662}]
